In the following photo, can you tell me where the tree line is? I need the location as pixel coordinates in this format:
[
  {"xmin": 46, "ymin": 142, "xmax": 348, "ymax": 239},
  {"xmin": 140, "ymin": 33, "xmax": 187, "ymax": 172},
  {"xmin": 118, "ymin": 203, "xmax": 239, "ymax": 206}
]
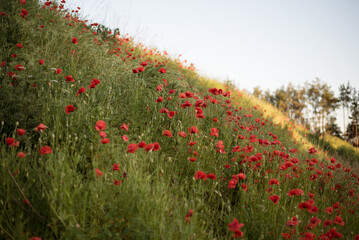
[{"xmin": 252, "ymin": 78, "xmax": 359, "ymax": 146}]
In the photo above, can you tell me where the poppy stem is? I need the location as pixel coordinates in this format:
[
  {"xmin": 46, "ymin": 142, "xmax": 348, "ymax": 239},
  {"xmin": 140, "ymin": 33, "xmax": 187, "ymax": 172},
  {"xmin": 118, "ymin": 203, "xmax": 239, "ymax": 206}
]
[
  {"xmin": 0, "ymin": 223, "xmax": 15, "ymax": 240},
  {"xmin": 6, "ymin": 166, "xmax": 45, "ymax": 221}
]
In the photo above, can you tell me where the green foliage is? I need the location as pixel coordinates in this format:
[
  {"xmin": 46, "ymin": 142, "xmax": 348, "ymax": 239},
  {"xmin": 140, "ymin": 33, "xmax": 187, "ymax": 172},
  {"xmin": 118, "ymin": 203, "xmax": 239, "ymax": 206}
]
[{"xmin": 0, "ymin": 1, "xmax": 358, "ymax": 240}]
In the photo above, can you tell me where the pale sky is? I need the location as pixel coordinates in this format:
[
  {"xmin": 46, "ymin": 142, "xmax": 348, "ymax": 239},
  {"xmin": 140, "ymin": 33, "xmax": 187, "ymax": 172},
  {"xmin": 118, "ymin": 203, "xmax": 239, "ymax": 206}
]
[{"xmin": 66, "ymin": 0, "xmax": 359, "ymax": 131}]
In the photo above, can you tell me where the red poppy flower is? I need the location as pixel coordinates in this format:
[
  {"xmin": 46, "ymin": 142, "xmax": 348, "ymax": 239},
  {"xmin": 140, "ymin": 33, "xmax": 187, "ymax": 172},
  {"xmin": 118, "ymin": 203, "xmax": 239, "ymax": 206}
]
[
  {"xmin": 20, "ymin": 9, "xmax": 28, "ymax": 17},
  {"xmin": 181, "ymin": 101, "xmax": 192, "ymax": 108},
  {"xmin": 286, "ymin": 216, "xmax": 299, "ymax": 227},
  {"xmin": 332, "ymin": 202, "xmax": 340, "ymax": 209},
  {"xmin": 127, "ymin": 143, "xmax": 138, "ymax": 153},
  {"xmin": 325, "ymin": 228, "xmax": 342, "ymax": 238},
  {"xmin": 23, "ymin": 199, "xmax": 30, "ymax": 205},
  {"xmin": 145, "ymin": 143, "xmax": 154, "ymax": 152},
  {"xmin": 333, "ymin": 216, "xmax": 344, "ymax": 226},
  {"xmin": 159, "ymin": 108, "xmax": 169, "ymax": 113},
  {"xmin": 210, "ymin": 128, "xmax": 219, "ymax": 137},
  {"xmin": 14, "ymin": 64, "xmax": 24, "ymax": 71},
  {"xmin": 153, "ymin": 142, "xmax": 160, "ymax": 151},
  {"xmin": 95, "ymin": 168, "xmax": 103, "ymax": 176},
  {"xmin": 325, "ymin": 207, "xmax": 333, "ymax": 214},
  {"xmin": 241, "ymin": 183, "xmax": 248, "ymax": 192},
  {"xmin": 137, "ymin": 141, "xmax": 146, "ymax": 148},
  {"xmin": 20, "ymin": 0, "xmax": 26, "ymax": 5},
  {"xmin": 162, "ymin": 78, "xmax": 168, "ymax": 86},
  {"xmin": 113, "ymin": 163, "xmax": 120, "ymax": 171},
  {"xmin": 207, "ymin": 173, "xmax": 217, "ymax": 180},
  {"xmin": 77, "ymin": 87, "xmax": 86, "ymax": 96},
  {"xmin": 158, "ymin": 68, "xmax": 166, "ymax": 73},
  {"xmin": 269, "ymin": 195, "xmax": 280, "ymax": 204},
  {"xmin": 99, "ymin": 131, "xmax": 107, "ymax": 139},
  {"xmin": 228, "ymin": 218, "xmax": 244, "ymax": 238},
  {"xmin": 121, "ymin": 135, "xmax": 128, "ymax": 142},
  {"xmin": 237, "ymin": 173, "xmax": 246, "ymax": 180},
  {"xmin": 16, "ymin": 43, "xmax": 23, "ymax": 48},
  {"xmin": 120, "ymin": 123, "xmax": 128, "ymax": 131},
  {"xmin": 195, "ymin": 171, "xmax": 207, "ymax": 180},
  {"xmin": 65, "ymin": 105, "xmax": 77, "ymax": 114},
  {"xmin": 290, "ymin": 158, "xmax": 300, "ymax": 164},
  {"xmin": 162, "ymin": 129, "xmax": 172, "ymax": 137},
  {"xmin": 216, "ymin": 140, "xmax": 224, "ymax": 150},
  {"xmin": 309, "ymin": 174, "xmax": 318, "ymax": 181},
  {"xmin": 5, "ymin": 137, "xmax": 15, "ymax": 146},
  {"xmin": 88, "ymin": 78, "xmax": 100, "ymax": 89},
  {"xmin": 323, "ymin": 220, "xmax": 332, "ymax": 227},
  {"xmin": 228, "ymin": 179, "xmax": 237, "ymax": 189},
  {"xmin": 35, "ymin": 123, "xmax": 47, "ymax": 131},
  {"xmin": 178, "ymin": 131, "xmax": 187, "ymax": 137},
  {"xmin": 114, "ymin": 179, "xmax": 121, "ymax": 185},
  {"xmin": 308, "ymin": 205, "xmax": 319, "ymax": 213},
  {"xmin": 287, "ymin": 189, "xmax": 304, "ymax": 197},
  {"xmin": 95, "ymin": 120, "xmax": 106, "ymax": 131},
  {"xmin": 188, "ymin": 126, "xmax": 199, "ymax": 134},
  {"xmin": 308, "ymin": 147, "xmax": 317, "ymax": 154},
  {"xmin": 65, "ymin": 75, "xmax": 75, "ymax": 82},
  {"xmin": 72, "ymin": 37, "xmax": 78, "ymax": 44},
  {"xmin": 39, "ymin": 59, "xmax": 44, "ymax": 65},
  {"xmin": 39, "ymin": 146, "xmax": 52, "ymax": 155},
  {"xmin": 56, "ymin": 68, "xmax": 62, "ymax": 74},
  {"xmin": 17, "ymin": 152, "xmax": 26, "ymax": 158},
  {"xmin": 156, "ymin": 84, "xmax": 163, "ymax": 91},
  {"xmin": 29, "ymin": 237, "xmax": 41, "ymax": 240},
  {"xmin": 268, "ymin": 178, "xmax": 279, "ymax": 185},
  {"xmin": 101, "ymin": 138, "xmax": 110, "ymax": 144},
  {"xmin": 167, "ymin": 111, "xmax": 176, "ymax": 118},
  {"xmin": 179, "ymin": 93, "xmax": 186, "ymax": 99},
  {"xmin": 156, "ymin": 96, "xmax": 163, "ymax": 103},
  {"xmin": 188, "ymin": 141, "xmax": 197, "ymax": 146},
  {"xmin": 6, "ymin": 137, "xmax": 19, "ymax": 147},
  {"xmin": 189, "ymin": 157, "xmax": 197, "ymax": 162}
]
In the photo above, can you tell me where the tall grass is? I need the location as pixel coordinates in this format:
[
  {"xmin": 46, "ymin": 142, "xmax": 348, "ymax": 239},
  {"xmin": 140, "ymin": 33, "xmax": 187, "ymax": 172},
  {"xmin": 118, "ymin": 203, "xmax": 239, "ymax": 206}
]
[{"xmin": 0, "ymin": 0, "xmax": 358, "ymax": 239}]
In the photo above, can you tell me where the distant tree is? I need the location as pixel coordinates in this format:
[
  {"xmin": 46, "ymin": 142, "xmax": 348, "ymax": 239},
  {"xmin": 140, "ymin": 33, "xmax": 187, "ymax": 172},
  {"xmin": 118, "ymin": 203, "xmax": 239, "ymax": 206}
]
[
  {"xmin": 348, "ymin": 88, "xmax": 359, "ymax": 146},
  {"xmin": 224, "ymin": 78, "xmax": 238, "ymax": 92},
  {"xmin": 306, "ymin": 78, "xmax": 322, "ymax": 134},
  {"xmin": 253, "ymin": 86, "xmax": 263, "ymax": 99},
  {"xmin": 274, "ymin": 86, "xmax": 291, "ymax": 116},
  {"xmin": 264, "ymin": 89, "xmax": 275, "ymax": 105},
  {"xmin": 326, "ymin": 117, "xmax": 342, "ymax": 139},
  {"xmin": 289, "ymin": 85, "xmax": 306, "ymax": 125},
  {"xmin": 306, "ymin": 78, "xmax": 338, "ymax": 135},
  {"xmin": 339, "ymin": 82, "xmax": 352, "ymax": 140},
  {"xmin": 346, "ymin": 122, "xmax": 359, "ymax": 146},
  {"xmin": 319, "ymin": 84, "xmax": 339, "ymax": 135}
]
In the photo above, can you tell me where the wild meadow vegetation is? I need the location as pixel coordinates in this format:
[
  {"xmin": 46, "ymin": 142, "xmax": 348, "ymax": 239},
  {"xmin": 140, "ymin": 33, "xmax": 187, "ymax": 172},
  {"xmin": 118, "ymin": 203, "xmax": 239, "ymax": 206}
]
[{"xmin": 0, "ymin": 0, "xmax": 358, "ymax": 239}]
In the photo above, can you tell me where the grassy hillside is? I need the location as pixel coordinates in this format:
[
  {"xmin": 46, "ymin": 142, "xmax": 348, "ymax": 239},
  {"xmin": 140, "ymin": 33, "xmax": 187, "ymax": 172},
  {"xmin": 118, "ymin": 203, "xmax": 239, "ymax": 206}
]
[
  {"xmin": 245, "ymin": 92, "xmax": 359, "ymax": 167},
  {"xmin": 1, "ymin": 1, "xmax": 358, "ymax": 239}
]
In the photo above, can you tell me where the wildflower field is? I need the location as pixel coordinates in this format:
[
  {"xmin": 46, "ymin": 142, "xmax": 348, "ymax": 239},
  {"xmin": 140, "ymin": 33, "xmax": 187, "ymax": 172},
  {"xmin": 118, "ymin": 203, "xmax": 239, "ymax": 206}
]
[{"xmin": 0, "ymin": 0, "xmax": 358, "ymax": 239}]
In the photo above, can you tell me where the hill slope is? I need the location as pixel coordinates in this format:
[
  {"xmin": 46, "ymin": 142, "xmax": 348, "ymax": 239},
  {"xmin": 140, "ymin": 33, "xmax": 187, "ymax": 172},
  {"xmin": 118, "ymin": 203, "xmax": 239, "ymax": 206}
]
[{"xmin": 1, "ymin": 1, "xmax": 358, "ymax": 239}]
